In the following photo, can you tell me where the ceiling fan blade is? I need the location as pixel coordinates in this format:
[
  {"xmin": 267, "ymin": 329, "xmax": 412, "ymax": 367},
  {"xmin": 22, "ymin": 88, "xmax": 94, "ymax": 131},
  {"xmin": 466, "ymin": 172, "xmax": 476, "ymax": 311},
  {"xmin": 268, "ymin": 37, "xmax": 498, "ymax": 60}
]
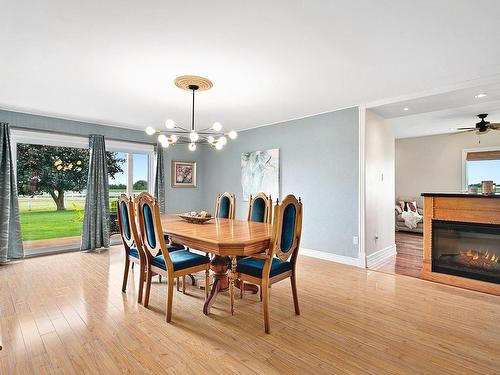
[
  {"xmin": 456, "ymin": 127, "xmax": 476, "ymax": 130},
  {"xmin": 488, "ymin": 122, "xmax": 500, "ymax": 129},
  {"xmin": 450, "ymin": 130, "xmax": 476, "ymax": 135}
]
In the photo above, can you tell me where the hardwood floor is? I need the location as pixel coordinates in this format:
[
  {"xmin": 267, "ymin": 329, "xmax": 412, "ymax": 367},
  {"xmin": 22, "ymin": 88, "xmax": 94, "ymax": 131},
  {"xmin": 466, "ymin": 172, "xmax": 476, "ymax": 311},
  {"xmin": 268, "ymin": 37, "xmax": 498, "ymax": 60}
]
[
  {"xmin": 371, "ymin": 232, "xmax": 423, "ymax": 278},
  {"xmin": 1, "ymin": 245, "xmax": 499, "ymax": 374}
]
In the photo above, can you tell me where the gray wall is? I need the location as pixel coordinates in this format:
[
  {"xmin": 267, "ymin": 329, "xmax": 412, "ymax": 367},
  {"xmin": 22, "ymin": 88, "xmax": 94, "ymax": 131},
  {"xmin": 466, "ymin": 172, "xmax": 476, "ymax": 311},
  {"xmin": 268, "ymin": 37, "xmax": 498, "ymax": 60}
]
[
  {"xmin": 161, "ymin": 145, "xmax": 208, "ymax": 214},
  {"xmin": 2, "ymin": 108, "xmax": 361, "ymax": 258},
  {"xmin": 201, "ymin": 108, "xmax": 360, "ymax": 257},
  {"xmin": 0, "ymin": 109, "xmax": 152, "ymax": 143}
]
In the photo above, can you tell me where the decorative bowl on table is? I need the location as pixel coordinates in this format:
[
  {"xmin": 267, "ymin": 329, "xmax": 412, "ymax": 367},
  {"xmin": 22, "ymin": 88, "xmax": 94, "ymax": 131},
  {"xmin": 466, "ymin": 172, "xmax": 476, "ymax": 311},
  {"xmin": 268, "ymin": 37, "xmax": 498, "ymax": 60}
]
[{"xmin": 178, "ymin": 211, "xmax": 213, "ymax": 224}]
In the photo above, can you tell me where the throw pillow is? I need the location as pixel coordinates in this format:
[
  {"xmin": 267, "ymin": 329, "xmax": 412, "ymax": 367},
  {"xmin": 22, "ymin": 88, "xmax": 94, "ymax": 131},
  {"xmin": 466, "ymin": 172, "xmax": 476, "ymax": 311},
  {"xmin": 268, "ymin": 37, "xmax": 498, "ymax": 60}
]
[
  {"xmin": 398, "ymin": 200, "xmax": 418, "ymax": 213},
  {"xmin": 407, "ymin": 201, "xmax": 418, "ymax": 213}
]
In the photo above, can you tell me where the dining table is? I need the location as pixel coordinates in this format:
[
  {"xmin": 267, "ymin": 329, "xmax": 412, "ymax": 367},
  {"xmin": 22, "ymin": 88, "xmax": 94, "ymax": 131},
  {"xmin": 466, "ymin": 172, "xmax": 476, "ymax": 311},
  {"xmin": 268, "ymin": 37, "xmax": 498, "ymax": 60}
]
[{"xmin": 160, "ymin": 214, "xmax": 273, "ymax": 315}]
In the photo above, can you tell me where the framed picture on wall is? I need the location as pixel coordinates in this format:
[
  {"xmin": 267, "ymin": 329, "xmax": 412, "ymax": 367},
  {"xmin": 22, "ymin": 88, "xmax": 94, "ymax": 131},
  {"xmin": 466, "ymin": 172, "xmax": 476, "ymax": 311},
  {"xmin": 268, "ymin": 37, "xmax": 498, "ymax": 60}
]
[
  {"xmin": 241, "ymin": 148, "xmax": 280, "ymax": 201},
  {"xmin": 171, "ymin": 160, "xmax": 197, "ymax": 188}
]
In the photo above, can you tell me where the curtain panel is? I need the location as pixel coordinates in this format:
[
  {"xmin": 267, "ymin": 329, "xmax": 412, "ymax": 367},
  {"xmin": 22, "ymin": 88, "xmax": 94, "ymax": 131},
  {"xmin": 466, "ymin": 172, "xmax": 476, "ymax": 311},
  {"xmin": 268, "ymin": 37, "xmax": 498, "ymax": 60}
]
[
  {"xmin": 154, "ymin": 144, "xmax": 167, "ymax": 213},
  {"xmin": 0, "ymin": 123, "xmax": 24, "ymax": 263},
  {"xmin": 81, "ymin": 135, "xmax": 110, "ymax": 250}
]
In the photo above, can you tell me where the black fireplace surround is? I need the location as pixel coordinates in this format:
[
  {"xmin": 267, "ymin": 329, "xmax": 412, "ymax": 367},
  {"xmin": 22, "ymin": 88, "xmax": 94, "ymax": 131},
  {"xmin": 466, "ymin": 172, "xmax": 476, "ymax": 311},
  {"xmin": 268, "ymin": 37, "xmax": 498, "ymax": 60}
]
[{"xmin": 432, "ymin": 220, "xmax": 500, "ymax": 284}]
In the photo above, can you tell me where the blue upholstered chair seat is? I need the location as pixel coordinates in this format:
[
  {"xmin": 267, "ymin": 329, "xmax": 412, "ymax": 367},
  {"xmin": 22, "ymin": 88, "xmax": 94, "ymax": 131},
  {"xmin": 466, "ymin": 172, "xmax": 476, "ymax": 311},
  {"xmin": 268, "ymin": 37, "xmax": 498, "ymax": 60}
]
[
  {"xmin": 237, "ymin": 257, "xmax": 292, "ymax": 278},
  {"xmin": 128, "ymin": 247, "xmax": 140, "ymax": 258},
  {"xmin": 165, "ymin": 242, "xmax": 185, "ymax": 252},
  {"xmin": 152, "ymin": 250, "xmax": 210, "ymax": 271}
]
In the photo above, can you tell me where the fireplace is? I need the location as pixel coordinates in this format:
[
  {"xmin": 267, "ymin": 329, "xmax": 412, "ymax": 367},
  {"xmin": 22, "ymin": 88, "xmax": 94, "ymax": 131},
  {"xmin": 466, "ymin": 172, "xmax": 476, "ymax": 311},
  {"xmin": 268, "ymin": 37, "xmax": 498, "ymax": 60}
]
[{"xmin": 432, "ymin": 220, "xmax": 500, "ymax": 284}]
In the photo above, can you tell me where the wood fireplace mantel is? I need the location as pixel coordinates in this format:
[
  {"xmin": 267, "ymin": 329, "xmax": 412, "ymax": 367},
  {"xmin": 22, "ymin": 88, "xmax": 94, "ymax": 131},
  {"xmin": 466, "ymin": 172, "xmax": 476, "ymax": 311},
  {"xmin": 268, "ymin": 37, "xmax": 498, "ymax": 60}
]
[{"xmin": 421, "ymin": 193, "xmax": 500, "ymax": 296}]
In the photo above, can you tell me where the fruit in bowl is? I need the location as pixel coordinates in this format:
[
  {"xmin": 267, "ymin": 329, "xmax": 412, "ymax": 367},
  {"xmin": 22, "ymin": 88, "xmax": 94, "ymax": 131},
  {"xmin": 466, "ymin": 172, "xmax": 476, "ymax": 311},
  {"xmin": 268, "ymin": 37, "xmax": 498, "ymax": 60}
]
[
  {"xmin": 179, "ymin": 211, "xmax": 213, "ymax": 223},
  {"xmin": 183, "ymin": 211, "xmax": 212, "ymax": 218}
]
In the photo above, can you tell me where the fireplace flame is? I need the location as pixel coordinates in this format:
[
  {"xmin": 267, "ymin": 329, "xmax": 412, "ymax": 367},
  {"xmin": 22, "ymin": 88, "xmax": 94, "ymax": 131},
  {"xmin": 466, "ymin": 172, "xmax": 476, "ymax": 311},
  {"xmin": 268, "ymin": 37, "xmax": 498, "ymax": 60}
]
[{"xmin": 459, "ymin": 249, "xmax": 500, "ymax": 263}]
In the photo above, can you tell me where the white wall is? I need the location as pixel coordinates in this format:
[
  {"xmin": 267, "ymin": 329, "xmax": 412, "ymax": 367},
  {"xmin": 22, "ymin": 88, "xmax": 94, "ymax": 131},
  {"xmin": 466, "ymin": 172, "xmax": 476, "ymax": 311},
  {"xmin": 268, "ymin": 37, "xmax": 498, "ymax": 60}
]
[
  {"xmin": 396, "ymin": 131, "xmax": 500, "ymax": 199},
  {"xmin": 365, "ymin": 110, "xmax": 395, "ymax": 258}
]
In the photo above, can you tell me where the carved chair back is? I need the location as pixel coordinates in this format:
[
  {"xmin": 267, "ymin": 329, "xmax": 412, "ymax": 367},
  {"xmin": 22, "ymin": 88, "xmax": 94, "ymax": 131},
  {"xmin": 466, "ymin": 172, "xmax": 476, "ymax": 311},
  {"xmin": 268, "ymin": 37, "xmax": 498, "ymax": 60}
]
[
  {"xmin": 215, "ymin": 192, "xmax": 236, "ymax": 219},
  {"xmin": 117, "ymin": 194, "xmax": 146, "ymax": 262},
  {"xmin": 136, "ymin": 192, "xmax": 174, "ymax": 273},
  {"xmin": 270, "ymin": 194, "xmax": 303, "ymax": 264},
  {"xmin": 247, "ymin": 192, "xmax": 272, "ymax": 224}
]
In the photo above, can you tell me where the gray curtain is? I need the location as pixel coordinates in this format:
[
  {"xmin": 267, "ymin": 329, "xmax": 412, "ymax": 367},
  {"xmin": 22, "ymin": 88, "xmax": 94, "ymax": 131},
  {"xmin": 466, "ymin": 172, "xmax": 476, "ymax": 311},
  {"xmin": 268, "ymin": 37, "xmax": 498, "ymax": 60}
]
[
  {"xmin": 0, "ymin": 123, "xmax": 24, "ymax": 263},
  {"xmin": 81, "ymin": 135, "xmax": 110, "ymax": 250},
  {"xmin": 154, "ymin": 144, "xmax": 167, "ymax": 213}
]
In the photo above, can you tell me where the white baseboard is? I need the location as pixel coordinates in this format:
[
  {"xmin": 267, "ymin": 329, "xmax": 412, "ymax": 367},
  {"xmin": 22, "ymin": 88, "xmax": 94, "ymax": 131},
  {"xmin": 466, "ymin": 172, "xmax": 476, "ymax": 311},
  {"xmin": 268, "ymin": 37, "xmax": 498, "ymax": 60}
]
[
  {"xmin": 300, "ymin": 248, "xmax": 363, "ymax": 267},
  {"xmin": 366, "ymin": 244, "xmax": 397, "ymax": 268}
]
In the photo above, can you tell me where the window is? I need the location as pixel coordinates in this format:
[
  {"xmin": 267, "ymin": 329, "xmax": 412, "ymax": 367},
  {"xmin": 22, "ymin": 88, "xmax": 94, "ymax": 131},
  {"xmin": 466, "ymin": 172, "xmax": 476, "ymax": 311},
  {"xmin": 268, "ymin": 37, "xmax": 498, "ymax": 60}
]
[
  {"xmin": 133, "ymin": 153, "xmax": 150, "ymax": 193},
  {"xmin": 11, "ymin": 130, "xmax": 154, "ymax": 254},
  {"xmin": 16, "ymin": 142, "xmax": 89, "ymax": 252},
  {"xmin": 464, "ymin": 149, "xmax": 500, "ymax": 193}
]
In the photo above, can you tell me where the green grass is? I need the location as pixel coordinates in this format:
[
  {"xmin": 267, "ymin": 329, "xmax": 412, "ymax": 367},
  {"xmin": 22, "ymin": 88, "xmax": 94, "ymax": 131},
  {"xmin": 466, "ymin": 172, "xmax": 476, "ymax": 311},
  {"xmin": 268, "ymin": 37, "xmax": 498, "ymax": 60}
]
[
  {"xmin": 19, "ymin": 210, "xmax": 83, "ymax": 241},
  {"xmin": 18, "ymin": 190, "xmax": 136, "ymax": 241}
]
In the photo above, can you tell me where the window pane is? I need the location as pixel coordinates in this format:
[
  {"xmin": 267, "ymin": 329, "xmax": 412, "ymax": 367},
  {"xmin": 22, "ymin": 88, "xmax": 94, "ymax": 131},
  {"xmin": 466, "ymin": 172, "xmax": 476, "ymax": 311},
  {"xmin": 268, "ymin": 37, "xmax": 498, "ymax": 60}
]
[
  {"xmin": 108, "ymin": 151, "xmax": 128, "ymax": 208},
  {"xmin": 466, "ymin": 159, "xmax": 500, "ymax": 192},
  {"xmin": 133, "ymin": 153, "xmax": 149, "ymax": 193},
  {"xmin": 16, "ymin": 143, "xmax": 88, "ymax": 253}
]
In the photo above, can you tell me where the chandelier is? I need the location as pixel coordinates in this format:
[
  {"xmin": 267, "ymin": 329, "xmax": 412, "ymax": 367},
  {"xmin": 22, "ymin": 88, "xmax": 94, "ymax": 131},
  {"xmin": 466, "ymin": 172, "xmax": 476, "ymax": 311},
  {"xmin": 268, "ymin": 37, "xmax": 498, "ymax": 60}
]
[{"xmin": 145, "ymin": 75, "xmax": 237, "ymax": 151}]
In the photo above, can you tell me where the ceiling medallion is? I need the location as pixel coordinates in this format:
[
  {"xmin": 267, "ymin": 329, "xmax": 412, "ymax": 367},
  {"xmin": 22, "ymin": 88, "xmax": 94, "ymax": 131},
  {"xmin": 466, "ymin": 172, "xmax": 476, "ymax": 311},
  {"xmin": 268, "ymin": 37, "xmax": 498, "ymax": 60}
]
[{"xmin": 145, "ymin": 75, "xmax": 237, "ymax": 151}]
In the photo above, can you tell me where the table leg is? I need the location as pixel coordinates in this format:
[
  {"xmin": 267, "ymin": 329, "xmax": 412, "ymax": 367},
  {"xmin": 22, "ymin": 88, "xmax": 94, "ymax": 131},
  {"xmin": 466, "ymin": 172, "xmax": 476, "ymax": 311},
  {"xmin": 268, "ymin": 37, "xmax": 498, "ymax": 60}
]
[
  {"xmin": 203, "ymin": 255, "xmax": 229, "ymax": 315},
  {"xmin": 203, "ymin": 278, "xmax": 220, "ymax": 315},
  {"xmin": 230, "ymin": 257, "xmax": 237, "ymax": 315}
]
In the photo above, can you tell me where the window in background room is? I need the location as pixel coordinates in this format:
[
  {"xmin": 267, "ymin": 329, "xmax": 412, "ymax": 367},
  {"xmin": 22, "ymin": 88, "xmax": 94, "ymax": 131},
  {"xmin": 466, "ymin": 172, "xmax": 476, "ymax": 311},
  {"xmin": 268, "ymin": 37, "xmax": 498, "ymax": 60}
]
[{"xmin": 465, "ymin": 149, "xmax": 500, "ymax": 193}]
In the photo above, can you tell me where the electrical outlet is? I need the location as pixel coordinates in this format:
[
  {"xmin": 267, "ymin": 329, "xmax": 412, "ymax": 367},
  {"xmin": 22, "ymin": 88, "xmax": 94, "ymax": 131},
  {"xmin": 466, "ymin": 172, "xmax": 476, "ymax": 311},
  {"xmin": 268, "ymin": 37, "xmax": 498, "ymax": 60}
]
[{"xmin": 353, "ymin": 236, "xmax": 359, "ymax": 245}]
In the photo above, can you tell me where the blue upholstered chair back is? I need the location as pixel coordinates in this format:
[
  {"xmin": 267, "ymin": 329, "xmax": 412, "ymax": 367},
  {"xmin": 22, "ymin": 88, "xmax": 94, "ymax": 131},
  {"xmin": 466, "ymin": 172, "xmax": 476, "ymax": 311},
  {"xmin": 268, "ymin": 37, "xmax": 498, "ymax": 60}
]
[
  {"xmin": 273, "ymin": 195, "xmax": 302, "ymax": 262},
  {"xmin": 248, "ymin": 193, "xmax": 272, "ymax": 223},
  {"xmin": 250, "ymin": 197, "xmax": 266, "ymax": 222},
  {"xmin": 117, "ymin": 195, "xmax": 135, "ymax": 250},
  {"xmin": 216, "ymin": 192, "xmax": 235, "ymax": 219},
  {"xmin": 280, "ymin": 203, "xmax": 296, "ymax": 253},
  {"xmin": 136, "ymin": 192, "xmax": 172, "ymax": 264},
  {"xmin": 219, "ymin": 196, "xmax": 230, "ymax": 218},
  {"xmin": 142, "ymin": 204, "xmax": 157, "ymax": 249},
  {"xmin": 119, "ymin": 200, "xmax": 131, "ymax": 241}
]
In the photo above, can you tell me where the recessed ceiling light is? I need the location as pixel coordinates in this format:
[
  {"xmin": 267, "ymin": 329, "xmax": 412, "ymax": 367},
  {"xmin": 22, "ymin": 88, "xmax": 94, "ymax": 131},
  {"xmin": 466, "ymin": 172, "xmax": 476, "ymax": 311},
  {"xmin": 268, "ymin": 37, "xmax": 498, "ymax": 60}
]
[
  {"xmin": 475, "ymin": 93, "xmax": 487, "ymax": 99},
  {"xmin": 403, "ymin": 107, "xmax": 409, "ymax": 111}
]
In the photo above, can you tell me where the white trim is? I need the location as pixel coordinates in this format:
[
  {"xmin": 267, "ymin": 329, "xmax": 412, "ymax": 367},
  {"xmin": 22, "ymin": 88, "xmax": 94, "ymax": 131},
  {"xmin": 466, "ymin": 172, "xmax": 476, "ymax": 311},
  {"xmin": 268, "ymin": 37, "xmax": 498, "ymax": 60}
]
[
  {"xmin": 461, "ymin": 146, "xmax": 500, "ymax": 191},
  {"xmin": 11, "ymin": 129, "xmax": 89, "ymax": 149},
  {"xmin": 126, "ymin": 153, "xmax": 133, "ymax": 196},
  {"xmin": 300, "ymin": 248, "xmax": 362, "ymax": 267},
  {"xmin": 366, "ymin": 244, "xmax": 397, "ymax": 268},
  {"xmin": 358, "ymin": 105, "xmax": 367, "ymax": 268},
  {"xmin": 106, "ymin": 139, "xmax": 154, "ymax": 154}
]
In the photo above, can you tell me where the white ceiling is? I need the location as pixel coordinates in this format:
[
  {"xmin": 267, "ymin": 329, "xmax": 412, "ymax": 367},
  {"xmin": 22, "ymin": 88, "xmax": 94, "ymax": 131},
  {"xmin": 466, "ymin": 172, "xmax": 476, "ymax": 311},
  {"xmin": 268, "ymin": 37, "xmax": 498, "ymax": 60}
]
[
  {"xmin": 371, "ymin": 81, "xmax": 500, "ymax": 138},
  {"xmin": 2, "ymin": 1, "xmax": 500, "ymax": 134}
]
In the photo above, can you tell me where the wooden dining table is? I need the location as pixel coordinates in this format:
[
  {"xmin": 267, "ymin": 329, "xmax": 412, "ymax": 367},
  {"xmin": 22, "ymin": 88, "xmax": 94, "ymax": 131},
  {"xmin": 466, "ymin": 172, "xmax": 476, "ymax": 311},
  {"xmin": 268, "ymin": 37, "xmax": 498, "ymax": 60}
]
[{"xmin": 160, "ymin": 214, "xmax": 272, "ymax": 314}]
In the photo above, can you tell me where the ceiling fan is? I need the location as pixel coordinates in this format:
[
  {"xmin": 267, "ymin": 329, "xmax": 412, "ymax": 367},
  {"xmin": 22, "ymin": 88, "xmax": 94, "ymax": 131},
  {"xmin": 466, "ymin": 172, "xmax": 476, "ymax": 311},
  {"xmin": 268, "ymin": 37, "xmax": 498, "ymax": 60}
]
[{"xmin": 456, "ymin": 114, "xmax": 500, "ymax": 134}]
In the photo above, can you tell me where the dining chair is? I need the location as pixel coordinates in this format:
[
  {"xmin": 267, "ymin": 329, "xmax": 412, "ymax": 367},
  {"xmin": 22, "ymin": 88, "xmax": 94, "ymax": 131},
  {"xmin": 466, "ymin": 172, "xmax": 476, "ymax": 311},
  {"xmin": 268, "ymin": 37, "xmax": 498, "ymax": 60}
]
[
  {"xmin": 236, "ymin": 194, "xmax": 302, "ymax": 333},
  {"xmin": 247, "ymin": 192, "xmax": 272, "ymax": 224},
  {"xmin": 136, "ymin": 192, "xmax": 211, "ymax": 322},
  {"xmin": 215, "ymin": 192, "xmax": 236, "ymax": 219},
  {"xmin": 118, "ymin": 194, "xmax": 146, "ymax": 303},
  {"xmin": 133, "ymin": 195, "xmax": 185, "ymax": 252}
]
